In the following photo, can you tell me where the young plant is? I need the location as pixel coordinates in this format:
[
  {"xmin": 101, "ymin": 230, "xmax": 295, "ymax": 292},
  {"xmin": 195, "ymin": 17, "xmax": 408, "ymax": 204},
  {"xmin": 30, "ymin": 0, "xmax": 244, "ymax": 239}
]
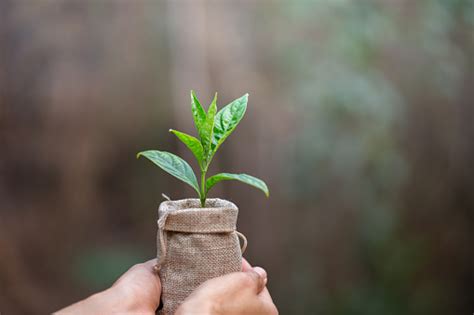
[{"xmin": 137, "ymin": 91, "xmax": 269, "ymax": 207}]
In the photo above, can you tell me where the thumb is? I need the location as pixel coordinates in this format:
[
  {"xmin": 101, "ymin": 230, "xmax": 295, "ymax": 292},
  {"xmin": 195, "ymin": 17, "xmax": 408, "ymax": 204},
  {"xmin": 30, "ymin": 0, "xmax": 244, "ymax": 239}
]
[{"xmin": 243, "ymin": 267, "xmax": 268, "ymax": 294}]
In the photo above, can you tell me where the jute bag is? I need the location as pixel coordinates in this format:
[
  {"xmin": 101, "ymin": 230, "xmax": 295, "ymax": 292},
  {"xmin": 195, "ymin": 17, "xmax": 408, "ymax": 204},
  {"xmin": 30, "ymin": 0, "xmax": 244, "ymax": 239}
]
[{"xmin": 155, "ymin": 198, "xmax": 246, "ymax": 314}]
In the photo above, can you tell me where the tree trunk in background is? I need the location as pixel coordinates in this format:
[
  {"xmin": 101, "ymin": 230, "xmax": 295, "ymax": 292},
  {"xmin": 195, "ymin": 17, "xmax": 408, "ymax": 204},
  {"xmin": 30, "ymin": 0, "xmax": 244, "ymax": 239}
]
[
  {"xmin": 165, "ymin": 0, "xmax": 212, "ymax": 198},
  {"xmin": 166, "ymin": 0, "xmax": 212, "ymax": 130}
]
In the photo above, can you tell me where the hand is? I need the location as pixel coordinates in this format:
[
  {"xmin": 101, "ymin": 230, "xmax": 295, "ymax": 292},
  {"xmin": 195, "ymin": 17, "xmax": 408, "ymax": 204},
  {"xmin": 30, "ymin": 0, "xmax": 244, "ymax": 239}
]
[
  {"xmin": 55, "ymin": 259, "xmax": 161, "ymax": 314},
  {"xmin": 56, "ymin": 258, "xmax": 278, "ymax": 315},
  {"xmin": 176, "ymin": 259, "xmax": 278, "ymax": 315}
]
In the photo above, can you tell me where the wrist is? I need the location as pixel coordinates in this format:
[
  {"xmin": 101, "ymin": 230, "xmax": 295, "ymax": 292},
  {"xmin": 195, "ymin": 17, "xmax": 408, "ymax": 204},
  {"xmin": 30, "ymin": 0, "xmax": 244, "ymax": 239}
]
[{"xmin": 54, "ymin": 289, "xmax": 122, "ymax": 314}]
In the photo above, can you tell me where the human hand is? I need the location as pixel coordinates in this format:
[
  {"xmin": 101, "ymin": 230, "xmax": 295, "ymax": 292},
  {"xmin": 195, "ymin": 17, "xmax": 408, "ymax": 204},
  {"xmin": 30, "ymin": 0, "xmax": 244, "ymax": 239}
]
[
  {"xmin": 175, "ymin": 259, "xmax": 278, "ymax": 315},
  {"xmin": 55, "ymin": 259, "xmax": 161, "ymax": 314},
  {"xmin": 57, "ymin": 258, "xmax": 278, "ymax": 315}
]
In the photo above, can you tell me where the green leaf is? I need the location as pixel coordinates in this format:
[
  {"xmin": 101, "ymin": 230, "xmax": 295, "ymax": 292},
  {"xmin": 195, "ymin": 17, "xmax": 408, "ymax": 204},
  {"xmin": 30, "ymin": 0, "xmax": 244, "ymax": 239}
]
[
  {"xmin": 191, "ymin": 91, "xmax": 218, "ymax": 160},
  {"xmin": 191, "ymin": 90, "xmax": 207, "ymax": 140},
  {"xmin": 206, "ymin": 172, "xmax": 269, "ymax": 197},
  {"xmin": 137, "ymin": 150, "xmax": 200, "ymax": 195},
  {"xmin": 211, "ymin": 94, "xmax": 248, "ymax": 157},
  {"xmin": 169, "ymin": 129, "xmax": 204, "ymax": 168},
  {"xmin": 202, "ymin": 93, "xmax": 217, "ymax": 160}
]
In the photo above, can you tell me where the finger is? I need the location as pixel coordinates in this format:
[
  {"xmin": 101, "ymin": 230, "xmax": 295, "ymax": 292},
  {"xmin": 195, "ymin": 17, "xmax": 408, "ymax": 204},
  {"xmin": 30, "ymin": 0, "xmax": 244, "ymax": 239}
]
[
  {"xmin": 203, "ymin": 268, "xmax": 267, "ymax": 295},
  {"xmin": 252, "ymin": 267, "xmax": 267, "ymax": 284},
  {"xmin": 113, "ymin": 259, "xmax": 162, "ymax": 296},
  {"xmin": 142, "ymin": 258, "xmax": 159, "ymax": 272},
  {"xmin": 115, "ymin": 259, "xmax": 159, "ymax": 284},
  {"xmin": 242, "ymin": 258, "xmax": 253, "ymax": 272},
  {"xmin": 253, "ymin": 267, "xmax": 267, "ymax": 292},
  {"xmin": 140, "ymin": 259, "xmax": 161, "ymax": 289},
  {"xmin": 243, "ymin": 267, "xmax": 267, "ymax": 294}
]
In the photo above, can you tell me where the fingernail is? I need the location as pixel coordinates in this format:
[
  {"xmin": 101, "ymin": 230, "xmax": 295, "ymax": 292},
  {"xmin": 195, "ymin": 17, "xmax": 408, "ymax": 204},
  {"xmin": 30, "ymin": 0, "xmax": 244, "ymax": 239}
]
[{"xmin": 253, "ymin": 266, "xmax": 267, "ymax": 281}]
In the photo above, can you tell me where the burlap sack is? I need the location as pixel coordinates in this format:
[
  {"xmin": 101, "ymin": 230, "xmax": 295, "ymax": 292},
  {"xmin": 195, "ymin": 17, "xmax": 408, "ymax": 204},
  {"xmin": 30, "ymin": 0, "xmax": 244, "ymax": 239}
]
[{"xmin": 156, "ymin": 198, "xmax": 244, "ymax": 314}]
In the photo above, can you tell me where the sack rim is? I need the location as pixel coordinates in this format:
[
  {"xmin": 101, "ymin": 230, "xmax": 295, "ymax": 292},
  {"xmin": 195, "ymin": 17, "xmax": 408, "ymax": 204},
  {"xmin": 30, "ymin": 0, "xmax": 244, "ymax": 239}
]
[{"xmin": 158, "ymin": 198, "xmax": 238, "ymax": 214}]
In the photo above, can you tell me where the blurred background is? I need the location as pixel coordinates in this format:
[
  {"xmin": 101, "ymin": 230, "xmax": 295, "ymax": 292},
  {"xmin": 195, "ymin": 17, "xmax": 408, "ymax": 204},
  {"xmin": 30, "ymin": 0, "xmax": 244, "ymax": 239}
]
[{"xmin": 1, "ymin": 0, "xmax": 473, "ymax": 314}]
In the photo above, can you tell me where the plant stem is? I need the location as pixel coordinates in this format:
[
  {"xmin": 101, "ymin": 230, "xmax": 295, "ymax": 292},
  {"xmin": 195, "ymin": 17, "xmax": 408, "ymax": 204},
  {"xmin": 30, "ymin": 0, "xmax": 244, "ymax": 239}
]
[{"xmin": 200, "ymin": 170, "xmax": 207, "ymax": 207}]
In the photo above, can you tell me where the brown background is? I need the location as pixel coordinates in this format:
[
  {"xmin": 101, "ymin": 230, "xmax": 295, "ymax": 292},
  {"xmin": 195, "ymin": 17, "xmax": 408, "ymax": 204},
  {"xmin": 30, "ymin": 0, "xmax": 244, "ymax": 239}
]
[{"xmin": 1, "ymin": 1, "xmax": 473, "ymax": 314}]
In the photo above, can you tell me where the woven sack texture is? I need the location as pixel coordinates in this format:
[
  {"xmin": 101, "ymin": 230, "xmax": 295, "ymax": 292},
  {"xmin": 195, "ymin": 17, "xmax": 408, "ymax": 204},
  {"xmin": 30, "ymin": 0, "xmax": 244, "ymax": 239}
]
[{"xmin": 156, "ymin": 198, "xmax": 242, "ymax": 314}]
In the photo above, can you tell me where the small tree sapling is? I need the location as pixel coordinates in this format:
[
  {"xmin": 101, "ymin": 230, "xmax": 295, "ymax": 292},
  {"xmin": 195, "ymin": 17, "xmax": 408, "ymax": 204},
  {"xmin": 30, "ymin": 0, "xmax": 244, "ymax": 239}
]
[{"xmin": 137, "ymin": 91, "xmax": 269, "ymax": 207}]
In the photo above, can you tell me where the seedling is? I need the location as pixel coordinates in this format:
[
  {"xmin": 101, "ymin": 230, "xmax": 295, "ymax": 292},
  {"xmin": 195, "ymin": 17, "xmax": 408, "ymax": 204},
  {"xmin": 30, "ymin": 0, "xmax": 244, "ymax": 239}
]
[{"xmin": 137, "ymin": 91, "xmax": 269, "ymax": 207}]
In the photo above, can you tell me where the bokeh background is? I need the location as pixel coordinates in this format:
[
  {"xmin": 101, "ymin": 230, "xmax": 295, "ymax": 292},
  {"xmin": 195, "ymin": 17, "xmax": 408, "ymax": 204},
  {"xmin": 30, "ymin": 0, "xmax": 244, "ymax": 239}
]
[{"xmin": 1, "ymin": 0, "xmax": 473, "ymax": 314}]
